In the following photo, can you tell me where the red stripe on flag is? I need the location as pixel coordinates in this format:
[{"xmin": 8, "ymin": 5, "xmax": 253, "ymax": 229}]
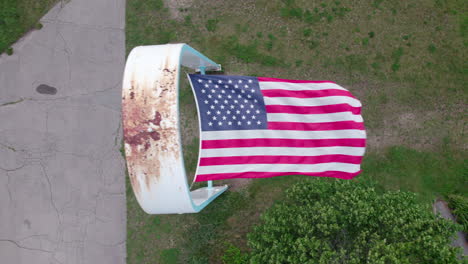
[
  {"xmin": 262, "ymin": 89, "xmax": 355, "ymax": 99},
  {"xmin": 266, "ymin": 104, "xmax": 362, "ymax": 115},
  {"xmin": 268, "ymin": 121, "xmax": 364, "ymax": 131},
  {"xmin": 199, "ymin": 155, "xmax": 363, "ymax": 166},
  {"xmin": 258, "ymin": 77, "xmax": 335, "ymax": 84},
  {"xmin": 195, "ymin": 170, "xmax": 361, "ymax": 182},
  {"xmin": 201, "ymin": 138, "xmax": 365, "ymax": 149}
]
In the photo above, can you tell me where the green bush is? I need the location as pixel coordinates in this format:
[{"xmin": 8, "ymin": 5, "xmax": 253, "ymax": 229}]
[
  {"xmin": 247, "ymin": 180, "xmax": 461, "ymax": 263},
  {"xmin": 447, "ymin": 194, "xmax": 468, "ymax": 234}
]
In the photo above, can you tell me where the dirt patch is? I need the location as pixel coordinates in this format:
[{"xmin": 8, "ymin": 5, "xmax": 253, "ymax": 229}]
[
  {"xmin": 365, "ymin": 107, "xmax": 465, "ymax": 152},
  {"xmin": 164, "ymin": 0, "xmax": 193, "ymax": 20},
  {"xmin": 366, "ymin": 111, "xmax": 423, "ymax": 150},
  {"xmin": 228, "ymin": 178, "xmax": 253, "ymax": 192}
]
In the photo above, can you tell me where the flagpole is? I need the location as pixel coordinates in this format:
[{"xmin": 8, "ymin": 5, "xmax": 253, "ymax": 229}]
[{"xmin": 199, "ymin": 66, "xmax": 213, "ymax": 190}]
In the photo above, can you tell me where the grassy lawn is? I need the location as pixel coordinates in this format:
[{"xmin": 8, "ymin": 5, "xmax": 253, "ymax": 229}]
[
  {"xmin": 126, "ymin": 0, "xmax": 467, "ymax": 263},
  {"xmin": 0, "ymin": 0, "xmax": 58, "ymax": 54}
]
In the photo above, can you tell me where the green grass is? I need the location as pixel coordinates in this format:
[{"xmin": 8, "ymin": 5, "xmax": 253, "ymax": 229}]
[
  {"xmin": 361, "ymin": 145, "xmax": 467, "ymax": 203},
  {"xmin": 126, "ymin": 147, "xmax": 466, "ymax": 263},
  {"xmin": 205, "ymin": 19, "xmax": 218, "ymax": 32},
  {"xmin": 0, "ymin": 98, "xmax": 24, "ymax": 107},
  {"xmin": 160, "ymin": 248, "xmax": 180, "ymax": 264},
  {"xmin": 0, "ymin": 0, "xmax": 58, "ymax": 54},
  {"xmin": 126, "ymin": 0, "xmax": 468, "ymax": 262}
]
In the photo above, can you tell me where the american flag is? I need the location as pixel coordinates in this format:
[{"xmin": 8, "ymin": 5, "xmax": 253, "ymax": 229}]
[{"xmin": 187, "ymin": 74, "xmax": 366, "ymax": 182}]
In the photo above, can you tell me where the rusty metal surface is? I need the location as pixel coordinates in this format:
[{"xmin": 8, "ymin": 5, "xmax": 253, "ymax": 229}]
[
  {"xmin": 121, "ymin": 44, "xmax": 227, "ymax": 214},
  {"xmin": 122, "ymin": 46, "xmax": 181, "ymax": 199}
]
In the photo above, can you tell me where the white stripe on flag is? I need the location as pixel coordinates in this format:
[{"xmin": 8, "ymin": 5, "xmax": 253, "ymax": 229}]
[
  {"xmin": 267, "ymin": 112, "xmax": 363, "ymax": 123},
  {"xmin": 259, "ymin": 82, "xmax": 348, "ymax": 91},
  {"xmin": 199, "ymin": 146, "xmax": 366, "ymax": 158},
  {"xmin": 197, "ymin": 162, "xmax": 361, "ymax": 174},
  {"xmin": 201, "ymin": 129, "xmax": 366, "ymax": 140},
  {"xmin": 263, "ymin": 96, "xmax": 362, "ymax": 107}
]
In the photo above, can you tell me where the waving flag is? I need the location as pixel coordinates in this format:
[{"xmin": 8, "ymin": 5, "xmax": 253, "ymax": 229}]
[{"xmin": 188, "ymin": 74, "xmax": 366, "ymax": 182}]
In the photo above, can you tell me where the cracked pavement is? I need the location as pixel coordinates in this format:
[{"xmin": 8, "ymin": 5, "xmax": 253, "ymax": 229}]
[{"xmin": 0, "ymin": 0, "xmax": 126, "ymax": 263}]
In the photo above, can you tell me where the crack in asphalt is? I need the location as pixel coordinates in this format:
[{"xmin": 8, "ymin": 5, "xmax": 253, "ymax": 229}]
[
  {"xmin": 0, "ymin": 98, "xmax": 25, "ymax": 107},
  {"xmin": 6, "ymin": 171, "xmax": 13, "ymax": 205},
  {"xmin": 0, "ymin": 0, "xmax": 127, "ymax": 262},
  {"xmin": 0, "ymin": 142, "xmax": 18, "ymax": 152},
  {"xmin": 57, "ymin": 30, "xmax": 72, "ymax": 91},
  {"xmin": 0, "ymin": 164, "xmax": 26, "ymax": 172},
  {"xmin": 39, "ymin": 162, "xmax": 62, "ymax": 231},
  {"xmin": 0, "ymin": 239, "xmax": 53, "ymax": 254},
  {"xmin": 113, "ymin": 120, "xmax": 122, "ymax": 147}
]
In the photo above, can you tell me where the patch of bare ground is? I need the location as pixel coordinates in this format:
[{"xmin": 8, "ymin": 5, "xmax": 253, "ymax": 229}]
[
  {"xmin": 164, "ymin": 0, "xmax": 193, "ymax": 20},
  {"xmin": 226, "ymin": 178, "xmax": 253, "ymax": 192},
  {"xmin": 366, "ymin": 104, "xmax": 467, "ymax": 152}
]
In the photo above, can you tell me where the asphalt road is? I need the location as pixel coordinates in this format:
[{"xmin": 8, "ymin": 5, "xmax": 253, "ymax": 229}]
[{"xmin": 0, "ymin": 1, "xmax": 126, "ymax": 263}]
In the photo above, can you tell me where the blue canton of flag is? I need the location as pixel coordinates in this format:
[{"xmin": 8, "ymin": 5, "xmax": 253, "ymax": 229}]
[{"xmin": 188, "ymin": 74, "xmax": 268, "ymax": 131}]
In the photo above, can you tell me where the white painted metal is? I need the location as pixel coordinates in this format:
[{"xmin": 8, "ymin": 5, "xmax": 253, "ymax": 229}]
[{"xmin": 122, "ymin": 44, "xmax": 226, "ymax": 214}]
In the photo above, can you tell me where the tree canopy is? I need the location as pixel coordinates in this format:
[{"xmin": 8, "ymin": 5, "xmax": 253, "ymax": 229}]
[{"xmin": 246, "ymin": 179, "xmax": 462, "ymax": 264}]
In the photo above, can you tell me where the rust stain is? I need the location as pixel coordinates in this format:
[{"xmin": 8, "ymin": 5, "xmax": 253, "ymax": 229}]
[
  {"xmin": 124, "ymin": 130, "xmax": 161, "ymax": 145},
  {"xmin": 150, "ymin": 111, "xmax": 162, "ymax": 126},
  {"xmin": 143, "ymin": 172, "xmax": 149, "ymax": 188},
  {"xmin": 122, "ymin": 49, "xmax": 181, "ymax": 195},
  {"xmin": 130, "ymin": 77, "xmax": 136, "ymax": 90},
  {"xmin": 144, "ymin": 142, "xmax": 150, "ymax": 151}
]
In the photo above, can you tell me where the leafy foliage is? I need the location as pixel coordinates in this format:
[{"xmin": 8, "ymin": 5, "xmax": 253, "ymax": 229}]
[
  {"xmin": 247, "ymin": 180, "xmax": 462, "ymax": 263},
  {"xmin": 447, "ymin": 194, "xmax": 468, "ymax": 234}
]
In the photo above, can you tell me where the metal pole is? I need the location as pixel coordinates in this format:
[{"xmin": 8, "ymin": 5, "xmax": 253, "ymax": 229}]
[
  {"xmin": 199, "ymin": 66, "xmax": 206, "ymax": 75},
  {"xmin": 199, "ymin": 66, "xmax": 213, "ymax": 190}
]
